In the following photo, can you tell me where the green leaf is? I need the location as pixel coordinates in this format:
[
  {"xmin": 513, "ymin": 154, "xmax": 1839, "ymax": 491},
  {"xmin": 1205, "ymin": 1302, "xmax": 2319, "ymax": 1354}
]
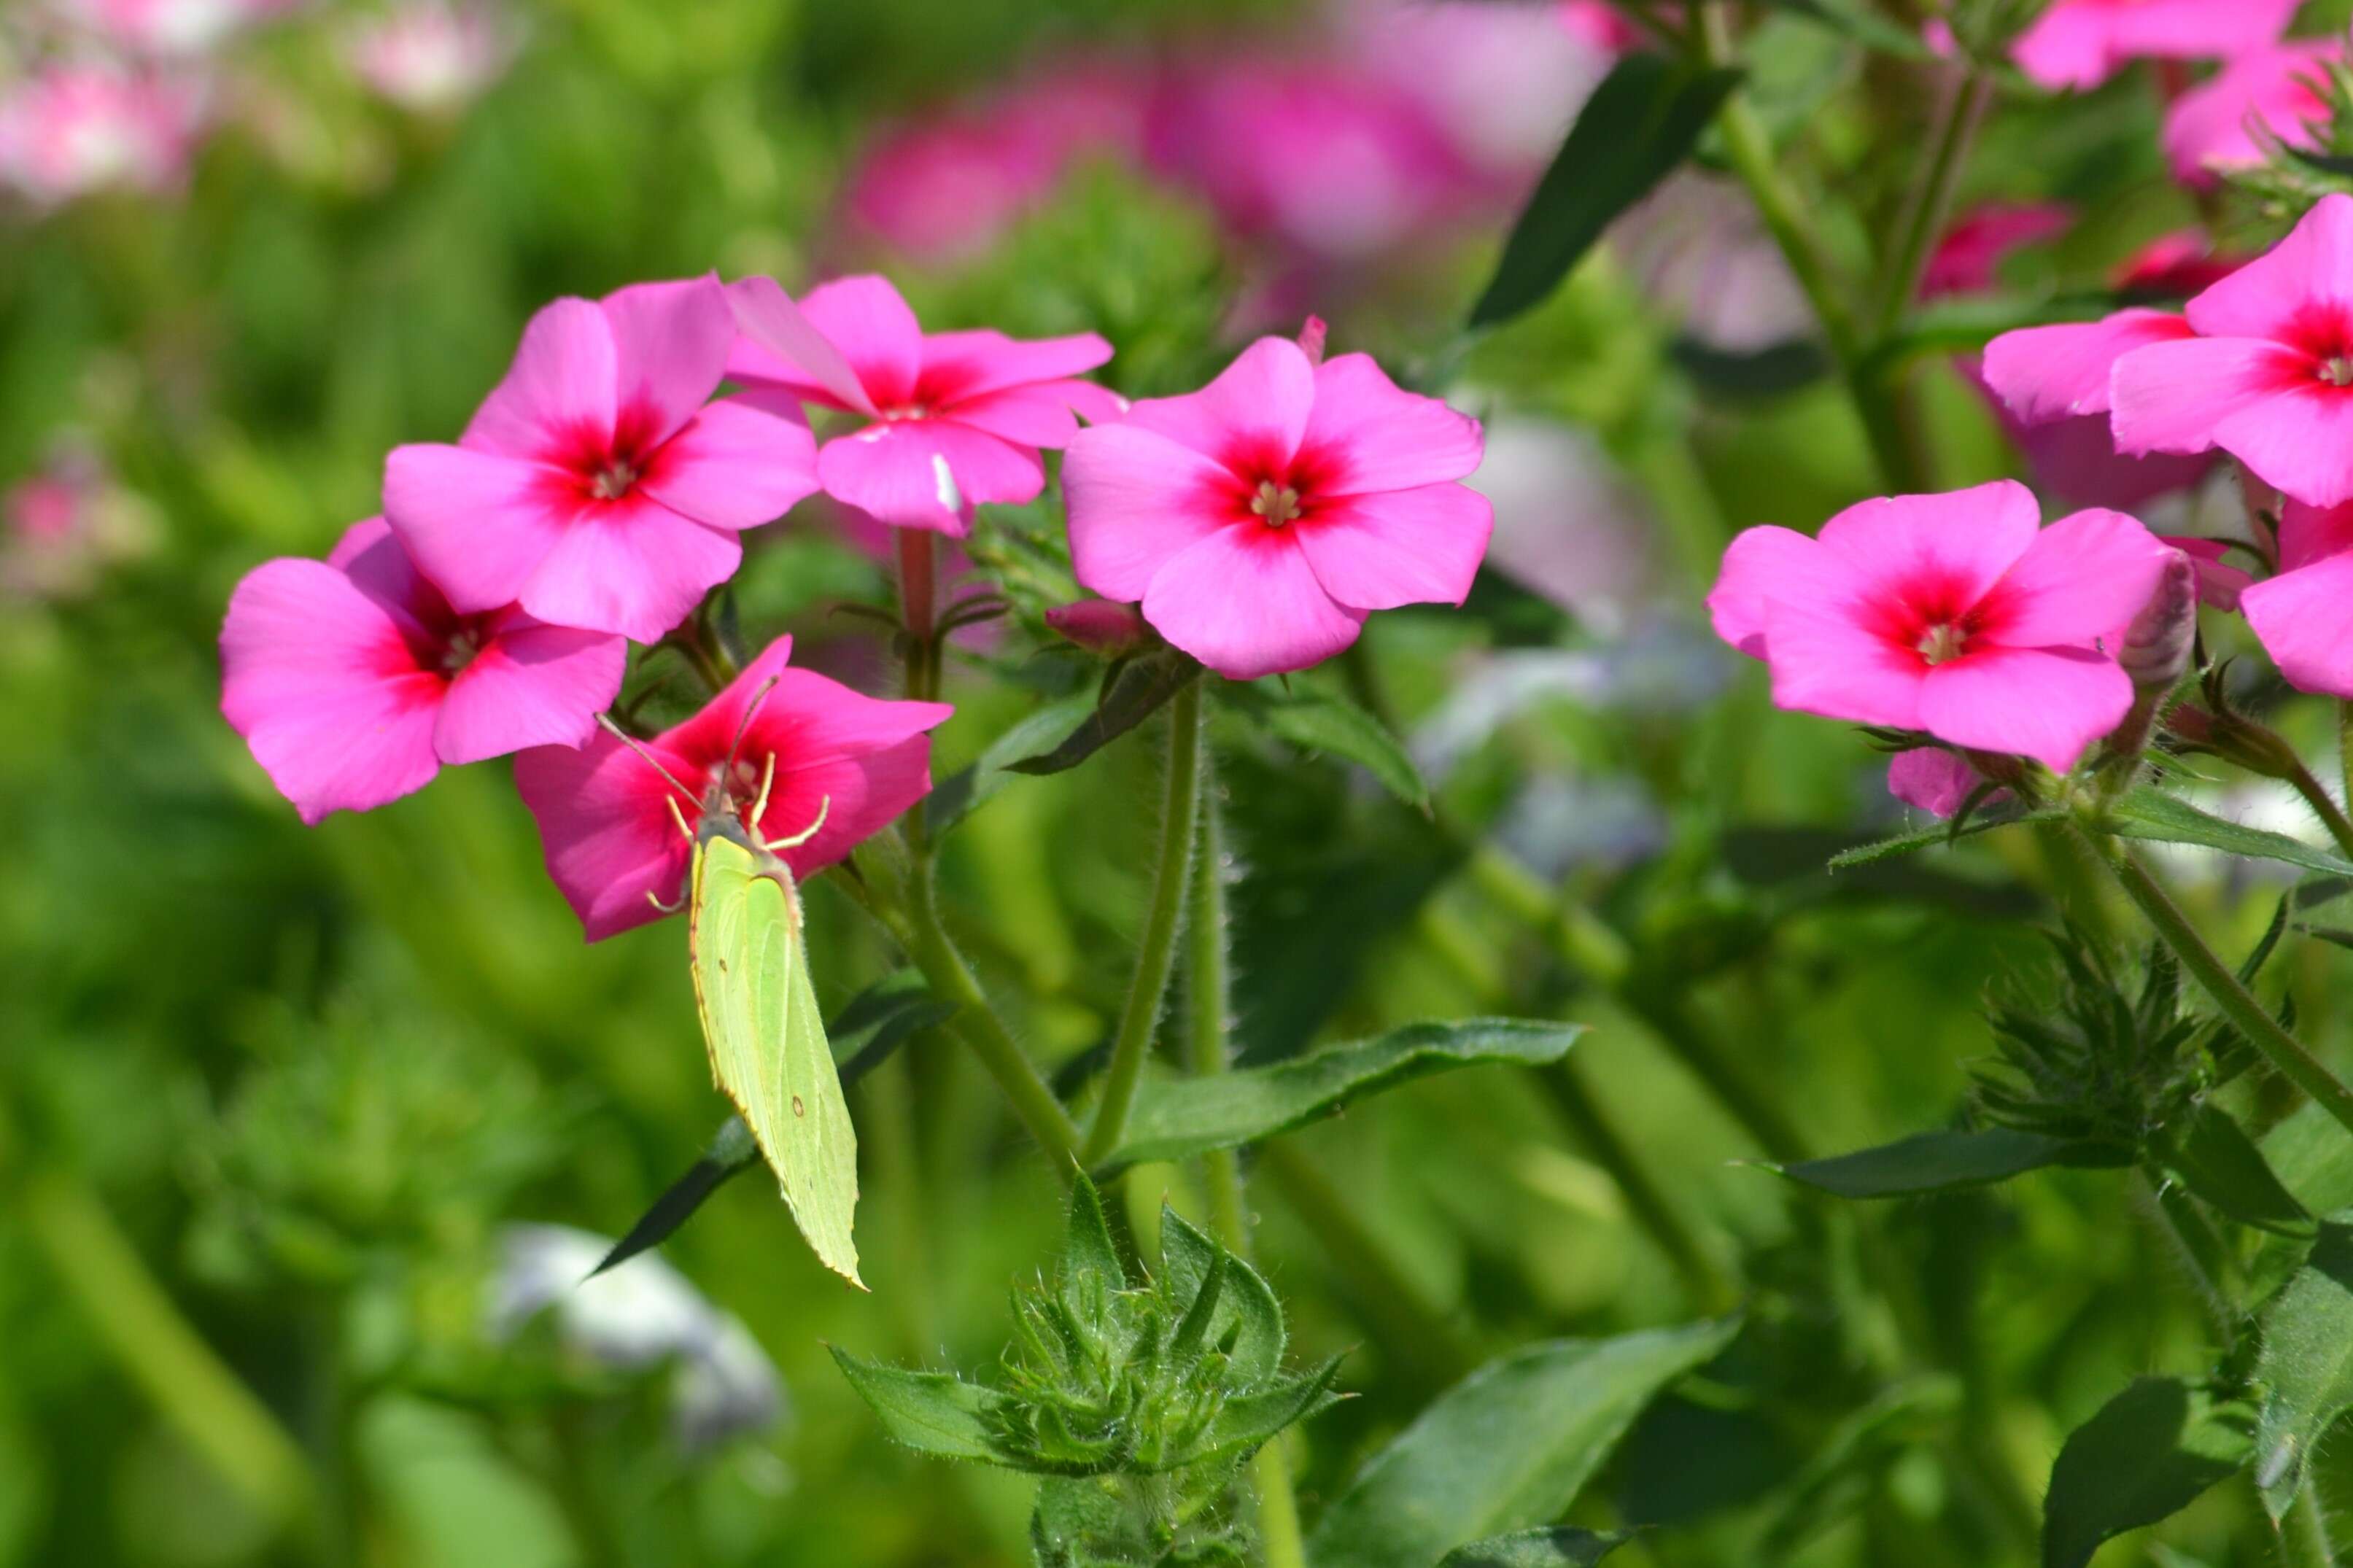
[
  {"xmin": 826, "ymin": 969, "xmax": 958, "ymax": 1066},
  {"xmin": 1007, "ymin": 648, "xmax": 1203, "ymax": 776},
  {"xmin": 2265, "ymin": 1100, "xmax": 2353, "ymax": 1216},
  {"xmin": 1228, "ymin": 687, "xmax": 1428, "ymax": 810},
  {"xmin": 1060, "ymin": 1172, "xmax": 1131, "ymax": 1310},
  {"xmin": 1306, "ymin": 1319, "xmax": 1740, "ymax": 1568},
  {"xmin": 926, "ymin": 692, "xmax": 1098, "ymax": 835},
  {"xmin": 1756, "ymin": 0, "xmax": 1937, "ymax": 58},
  {"xmin": 1438, "ymin": 1528, "xmax": 1636, "ymax": 1567},
  {"xmin": 2104, "ymin": 788, "xmax": 2353, "ymax": 877},
  {"xmin": 1100, "ymin": 1019, "xmax": 1585, "ymax": 1169},
  {"xmin": 1159, "ymin": 1206, "xmax": 1284, "ymax": 1383},
  {"xmin": 2155, "ymin": 1102, "xmax": 2311, "ymax": 1232},
  {"xmin": 830, "ymin": 1348, "xmax": 1011, "ymax": 1464},
  {"xmin": 1826, "ymin": 806, "xmax": 2063, "ymax": 868},
  {"xmin": 2042, "ymin": 1377, "xmax": 2252, "ymax": 1568},
  {"xmin": 1468, "ymin": 56, "xmax": 1745, "ymax": 328},
  {"xmin": 2254, "ymin": 1217, "xmax": 2353, "ymax": 1518},
  {"xmin": 1200, "ymin": 1356, "xmax": 1346, "ymax": 1463},
  {"xmin": 1772, "ymin": 1128, "xmax": 2130, "ymax": 1199}
]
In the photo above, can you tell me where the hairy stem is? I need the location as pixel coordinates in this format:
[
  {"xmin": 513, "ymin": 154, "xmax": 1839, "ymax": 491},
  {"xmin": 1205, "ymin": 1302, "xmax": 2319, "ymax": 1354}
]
[
  {"xmin": 2284, "ymin": 754, "xmax": 2353, "ymax": 865},
  {"xmin": 2090, "ymin": 830, "xmax": 2353, "ymax": 1141},
  {"xmin": 2289, "ymin": 1487, "xmax": 2341, "ymax": 1568},
  {"xmin": 1871, "ymin": 69, "xmax": 1990, "ymax": 338},
  {"xmin": 1082, "ymin": 681, "xmax": 1203, "ymax": 1165}
]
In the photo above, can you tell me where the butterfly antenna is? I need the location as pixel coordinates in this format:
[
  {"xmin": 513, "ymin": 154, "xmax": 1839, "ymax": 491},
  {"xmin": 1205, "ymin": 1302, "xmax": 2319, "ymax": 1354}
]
[
  {"xmin": 597, "ymin": 713, "xmax": 702, "ymax": 810},
  {"xmin": 718, "ymin": 676, "xmax": 783, "ymax": 780}
]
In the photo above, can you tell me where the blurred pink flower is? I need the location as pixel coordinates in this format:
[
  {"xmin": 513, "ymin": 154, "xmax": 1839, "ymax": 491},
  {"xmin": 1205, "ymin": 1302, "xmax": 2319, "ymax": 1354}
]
[
  {"xmin": 2239, "ymin": 500, "xmax": 2353, "ymax": 695},
  {"xmin": 1, "ymin": 443, "xmax": 154, "ymax": 599},
  {"xmin": 2111, "ymin": 194, "xmax": 2353, "ymax": 507},
  {"xmin": 1339, "ymin": 0, "xmax": 1619, "ymax": 179},
  {"xmin": 221, "ymin": 518, "xmax": 627, "ymax": 823},
  {"xmin": 1919, "ymin": 202, "xmax": 2071, "ymax": 298},
  {"xmin": 0, "ymin": 61, "xmax": 206, "ymax": 205},
  {"xmin": 840, "ymin": 61, "xmax": 1147, "ymax": 263},
  {"xmin": 55, "ymin": 0, "xmax": 303, "ymax": 55},
  {"xmin": 1613, "ymin": 173, "xmax": 1813, "ymax": 353},
  {"xmin": 344, "ymin": 1, "xmax": 516, "ymax": 114},
  {"xmin": 2114, "ymin": 230, "xmax": 2247, "ymax": 297},
  {"xmin": 2009, "ymin": 0, "xmax": 2299, "ymax": 90},
  {"xmin": 384, "ymin": 276, "xmax": 818, "ymax": 643},
  {"xmin": 1064, "ymin": 334, "xmax": 1489, "ymax": 680},
  {"xmin": 1888, "ymin": 748, "xmax": 1996, "ymax": 818},
  {"xmin": 2161, "ymin": 40, "xmax": 2338, "ymax": 185},
  {"xmin": 1707, "ymin": 481, "xmax": 2175, "ymax": 772},
  {"xmin": 513, "ymin": 635, "xmax": 951, "ymax": 940},
  {"xmin": 726, "ymin": 273, "xmax": 1118, "ymax": 537}
]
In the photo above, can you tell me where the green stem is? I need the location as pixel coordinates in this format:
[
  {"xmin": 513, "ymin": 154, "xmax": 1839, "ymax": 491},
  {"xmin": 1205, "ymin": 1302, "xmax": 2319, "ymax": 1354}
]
[
  {"xmin": 18, "ymin": 1166, "xmax": 320, "ymax": 1540},
  {"xmin": 1699, "ymin": 2, "xmax": 1918, "ymax": 492},
  {"xmin": 2289, "ymin": 1487, "xmax": 2341, "ymax": 1568},
  {"xmin": 1183, "ymin": 777, "xmax": 1307, "ymax": 1568},
  {"xmin": 1082, "ymin": 682, "xmax": 1204, "ymax": 1165},
  {"xmin": 2284, "ymin": 755, "xmax": 2353, "ymax": 865},
  {"xmin": 2092, "ymin": 832, "xmax": 2353, "ymax": 1141},
  {"xmin": 1870, "ymin": 70, "xmax": 1990, "ymax": 339}
]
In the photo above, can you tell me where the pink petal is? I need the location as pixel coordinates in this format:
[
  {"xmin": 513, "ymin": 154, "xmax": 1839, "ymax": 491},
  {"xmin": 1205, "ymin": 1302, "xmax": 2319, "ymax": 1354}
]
[
  {"xmin": 815, "ymin": 419, "xmax": 1042, "ymax": 535},
  {"xmin": 918, "ymin": 328, "xmax": 1113, "ymax": 406},
  {"xmin": 1121, "ymin": 337, "xmax": 1317, "ymax": 471},
  {"xmin": 945, "ymin": 384, "xmax": 1087, "ymax": 447},
  {"xmin": 514, "ymin": 731, "xmax": 705, "ymax": 942},
  {"xmin": 2007, "ymin": 411, "xmax": 2215, "ymax": 511},
  {"xmin": 327, "ymin": 515, "xmax": 449, "ymax": 635},
  {"xmin": 1980, "ymin": 506, "xmax": 2175, "ymax": 648},
  {"xmin": 1888, "ymin": 748, "xmax": 1984, "ymax": 818},
  {"xmin": 797, "ymin": 274, "xmax": 925, "ymax": 411},
  {"xmin": 1298, "ymin": 353, "xmax": 1484, "ymax": 495},
  {"xmin": 382, "ymin": 443, "xmax": 576, "ymax": 615},
  {"xmin": 2185, "ymin": 193, "xmax": 2353, "ymax": 342},
  {"xmin": 745, "ymin": 737, "xmax": 938, "ymax": 879},
  {"xmin": 1759, "ymin": 583, "xmax": 1928, "ymax": 731},
  {"xmin": 1813, "ymin": 481, "xmax": 2041, "ymax": 606},
  {"xmin": 659, "ymin": 634, "xmax": 799, "ymax": 762},
  {"xmin": 2242, "ymin": 549, "xmax": 2353, "ymax": 696},
  {"xmin": 724, "ymin": 276, "xmax": 879, "ymax": 416},
  {"xmin": 518, "ymin": 493, "xmax": 743, "ymax": 643},
  {"xmin": 433, "ymin": 611, "xmax": 627, "ymax": 765},
  {"xmin": 2209, "ymin": 381, "xmax": 2353, "ymax": 507},
  {"xmin": 460, "ymin": 297, "xmax": 618, "ymax": 461},
  {"xmin": 2163, "ymin": 42, "xmax": 2335, "ymax": 184},
  {"xmin": 1063, "ymin": 424, "xmax": 1235, "ymax": 601},
  {"xmin": 220, "ymin": 557, "xmax": 444, "ymax": 823},
  {"xmin": 599, "ymin": 276, "xmax": 736, "ymax": 450},
  {"xmin": 2109, "ymin": 336, "xmax": 2311, "ymax": 460},
  {"xmin": 1707, "ymin": 524, "xmax": 1840, "ymax": 659},
  {"xmin": 2278, "ymin": 499, "xmax": 2353, "ymax": 572},
  {"xmin": 637, "ymin": 397, "xmax": 819, "ymax": 531},
  {"xmin": 2161, "ymin": 535, "xmax": 2254, "ymax": 609},
  {"xmin": 1292, "ymin": 482, "xmax": 1492, "ymax": 611},
  {"xmin": 1981, "ymin": 309, "xmax": 2195, "ymax": 422},
  {"xmin": 1141, "ymin": 524, "xmax": 1366, "ymax": 680},
  {"xmin": 2009, "ymin": 3, "xmax": 2125, "ymax": 88},
  {"xmin": 1919, "ymin": 644, "xmax": 2132, "ymax": 773}
]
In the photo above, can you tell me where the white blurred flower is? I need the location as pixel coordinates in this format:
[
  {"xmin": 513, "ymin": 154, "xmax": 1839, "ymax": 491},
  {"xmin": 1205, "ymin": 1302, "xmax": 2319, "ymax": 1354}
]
[
  {"xmin": 343, "ymin": 1, "xmax": 514, "ymax": 115},
  {"xmin": 491, "ymin": 1224, "xmax": 786, "ymax": 1453},
  {"xmin": 53, "ymin": 0, "xmax": 303, "ymax": 56},
  {"xmin": 1467, "ymin": 418, "xmax": 1657, "ymax": 635},
  {"xmin": 1338, "ymin": 0, "xmax": 1616, "ymax": 176},
  {"xmin": 0, "ymin": 59, "xmax": 207, "ymax": 205},
  {"xmin": 1614, "ymin": 172, "xmax": 1814, "ymax": 354}
]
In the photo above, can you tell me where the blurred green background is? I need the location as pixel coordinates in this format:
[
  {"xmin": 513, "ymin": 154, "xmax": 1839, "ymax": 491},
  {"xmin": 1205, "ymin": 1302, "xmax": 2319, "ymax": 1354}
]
[{"xmin": 8, "ymin": 0, "xmax": 2351, "ymax": 1564}]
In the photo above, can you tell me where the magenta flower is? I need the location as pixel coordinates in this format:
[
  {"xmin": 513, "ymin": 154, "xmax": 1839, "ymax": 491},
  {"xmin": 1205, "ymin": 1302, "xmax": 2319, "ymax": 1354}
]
[
  {"xmin": 514, "ymin": 636, "xmax": 952, "ymax": 941},
  {"xmin": 2162, "ymin": 41, "xmax": 2336, "ymax": 184},
  {"xmin": 1888, "ymin": 748, "xmax": 1998, "ymax": 818},
  {"xmin": 221, "ymin": 518, "xmax": 626, "ymax": 824},
  {"xmin": 1977, "ymin": 306, "xmax": 2216, "ymax": 509},
  {"xmin": 2238, "ymin": 500, "xmax": 2353, "ymax": 696},
  {"xmin": 0, "ymin": 63, "xmax": 207, "ymax": 206},
  {"xmin": 1063, "ymin": 335, "xmax": 1489, "ymax": 680},
  {"xmin": 343, "ymin": 1, "xmax": 516, "ymax": 115},
  {"xmin": 381, "ymin": 276, "xmax": 818, "ymax": 643},
  {"xmin": 2109, "ymin": 195, "xmax": 2353, "ymax": 508},
  {"xmin": 2007, "ymin": 0, "xmax": 2298, "ymax": 90},
  {"xmin": 726, "ymin": 273, "xmax": 1119, "ymax": 538},
  {"xmin": 1707, "ymin": 482, "xmax": 2176, "ymax": 773}
]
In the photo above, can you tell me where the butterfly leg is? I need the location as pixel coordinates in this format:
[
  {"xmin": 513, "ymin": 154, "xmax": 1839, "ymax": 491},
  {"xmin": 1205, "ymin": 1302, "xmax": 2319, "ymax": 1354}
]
[
  {"xmin": 665, "ymin": 795, "xmax": 695, "ymax": 844},
  {"xmin": 764, "ymin": 794, "xmax": 832, "ymax": 852},
  {"xmin": 644, "ymin": 887, "xmax": 686, "ymax": 915}
]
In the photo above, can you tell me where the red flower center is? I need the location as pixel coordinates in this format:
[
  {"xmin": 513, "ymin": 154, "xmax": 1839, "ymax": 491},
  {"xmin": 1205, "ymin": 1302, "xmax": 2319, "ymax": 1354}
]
[{"xmin": 544, "ymin": 400, "xmax": 666, "ymax": 507}]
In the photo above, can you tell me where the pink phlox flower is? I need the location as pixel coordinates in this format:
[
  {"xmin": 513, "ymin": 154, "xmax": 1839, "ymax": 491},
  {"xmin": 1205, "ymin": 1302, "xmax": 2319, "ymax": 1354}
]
[
  {"xmin": 344, "ymin": 1, "xmax": 516, "ymax": 114},
  {"xmin": 726, "ymin": 272, "xmax": 1119, "ymax": 537},
  {"xmin": 220, "ymin": 517, "xmax": 627, "ymax": 823},
  {"xmin": 2237, "ymin": 498, "xmax": 2353, "ymax": 695},
  {"xmin": 1707, "ymin": 481, "xmax": 2178, "ymax": 773},
  {"xmin": 1920, "ymin": 202, "xmax": 2073, "ymax": 299},
  {"xmin": 2009, "ymin": 0, "xmax": 2300, "ymax": 90},
  {"xmin": 513, "ymin": 635, "xmax": 952, "ymax": 941},
  {"xmin": 2162, "ymin": 40, "xmax": 2338, "ymax": 185},
  {"xmin": 1063, "ymin": 333, "xmax": 1490, "ymax": 680},
  {"xmin": 1888, "ymin": 747, "xmax": 2007, "ymax": 818},
  {"xmin": 0, "ymin": 61, "xmax": 206, "ymax": 206},
  {"xmin": 382, "ymin": 275, "xmax": 818, "ymax": 643},
  {"xmin": 2110, "ymin": 194, "xmax": 2353, "ymax": 508}
]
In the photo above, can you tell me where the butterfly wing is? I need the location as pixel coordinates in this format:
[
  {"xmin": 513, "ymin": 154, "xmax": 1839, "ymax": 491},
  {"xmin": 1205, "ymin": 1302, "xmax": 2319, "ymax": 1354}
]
[{"xmin": 689, "ymin": 833, "xmax": 864, "ymax": 1286}]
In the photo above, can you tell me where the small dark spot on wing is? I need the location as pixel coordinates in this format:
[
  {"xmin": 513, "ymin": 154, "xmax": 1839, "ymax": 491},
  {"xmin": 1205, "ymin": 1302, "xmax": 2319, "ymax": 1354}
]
[{"xmin": 791, "ymin": 1095, "xmax": 805, "ymax": 1117}]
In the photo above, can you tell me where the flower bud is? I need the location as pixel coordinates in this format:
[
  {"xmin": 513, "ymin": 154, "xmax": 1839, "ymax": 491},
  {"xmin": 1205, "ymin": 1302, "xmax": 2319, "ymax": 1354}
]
[
  {"xmin": 1044, "ymin": 598, "xmax": 1152, "ymax": 658},
  {"xmin": 2119, "ymin": 549, "xmax": 2198, "ymax": 690},
  {"xmin": 1297, "ymin": 314, "xmax": 1327, "ymax": 366}
]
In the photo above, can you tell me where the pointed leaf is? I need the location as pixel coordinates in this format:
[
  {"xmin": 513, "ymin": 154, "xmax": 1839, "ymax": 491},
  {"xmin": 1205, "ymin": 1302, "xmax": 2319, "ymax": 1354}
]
[
  {"xmin": 1099, "ymin": 1020, "xmax": 1584, "ymax": 1170},
  {"xmin": 592, "ymin": 1118, "xmax": 759, "ymax": 1276},
  {"xmin": 926, "ymin": 692, "xmax": 1098, "ymax": 834},
  {"xmin": 1470, "ymin": 56, "xmax": 1745, "ymax": 328},
  {"xmin": 1826, "ymin": 806, "xmax": 2063, "ymax": 869},
  {"xmin": 1229, "ymin": 687, "xmax": 1428, "ymax": 810},
  {"xmin": 1060, "ymin": 1171, "xmax": 1130, "ymax": 1308},
  {"xmin": 1772, "ymin": 1128, "xmax": 2130, "ymax": 1200},
  {"xmin": 2254, "ymin": 1217, "xmax": 2353, "ymax": 1519},
  {"xmin": 830, "ymin": 1348, "xmax": 1012, "ymax": 1464},
  {"xmin": 2155, "ymin": 1102, "xmax": 2311, "ymax": 1231},
  {"xmin": 2104, "ymin": 788, "xmax": 2353, "ymax": 877},
  {"xmin": 1306, "ymin": 1319, "xmax": 1740, "ymax": 1568},
  {"xmin": 1160, "ymin": 1206, "xmax": 1285, "ymax": 1383},
  {"xmin": 2042, "ymin": 1377, "xmax": 2252, "ymax": 1568},
  {"xmin": 1439, "ymin": 1529, "xmax": 1637, "ymax": 1568},
  {"xmin": 1201, "ymin": 1356, "xmax": 1346, "ymax": 1464},
  {"xmin": 1007, "ymin": 648, "xmax": 1203, "ymax": 776}
]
